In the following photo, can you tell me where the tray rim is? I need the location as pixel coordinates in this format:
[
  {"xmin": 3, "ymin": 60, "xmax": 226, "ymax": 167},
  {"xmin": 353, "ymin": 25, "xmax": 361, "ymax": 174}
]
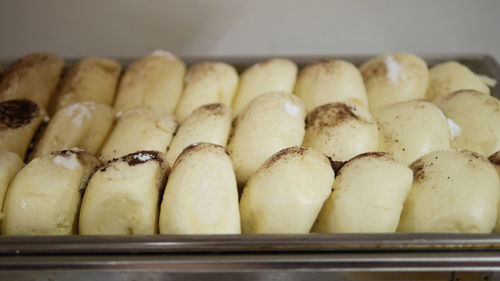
[{"xmin": 2, "ymin": 233, "xmax": 500, "ymax": 255}]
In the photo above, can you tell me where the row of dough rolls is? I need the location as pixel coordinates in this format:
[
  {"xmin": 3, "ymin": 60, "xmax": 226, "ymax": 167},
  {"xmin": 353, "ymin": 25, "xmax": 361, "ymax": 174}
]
[
  {"xmin": 0, "ymin": 145, "xmax": 241, "ymax": 235},
  {"xmin": 0, "ymin": 50, "xmax": 498, "ymax": 235},
  {"xmin": 0, "ymin": 144, "xmax": 499, "ymax": 235},
  {"xmin": 1, "ymin": 51, "xmax": 493, "ymax": 119},
  {"xmin": 1, "ymin": 51, "xmax": 496, "ymax": 166}
]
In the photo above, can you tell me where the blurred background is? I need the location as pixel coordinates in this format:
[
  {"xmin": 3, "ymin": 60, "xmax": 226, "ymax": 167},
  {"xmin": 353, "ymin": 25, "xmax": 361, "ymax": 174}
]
[{"xmin": 0, "ymin": 0, "xmax": 499, "ymax": 60}]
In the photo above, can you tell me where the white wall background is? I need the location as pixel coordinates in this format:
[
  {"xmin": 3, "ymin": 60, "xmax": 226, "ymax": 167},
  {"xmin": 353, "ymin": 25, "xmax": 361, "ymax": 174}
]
[{"xmin": 0, "ymin": 0, "xmax": 499, "ymax": 61}]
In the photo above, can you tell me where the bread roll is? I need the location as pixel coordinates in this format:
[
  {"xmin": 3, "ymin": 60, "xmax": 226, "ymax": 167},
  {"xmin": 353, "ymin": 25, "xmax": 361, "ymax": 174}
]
[
  {"xmin": 427, "ymin": 61, "xmax": 491, "ymax": 101},
  {"xmin": 175, "ymin": 62, "xmax": 238, "ymax": 122},
  {"xmin": 79, "ymin": 151, "xmax": 166, "ymax": 235},
  {"xmin": 29, "ymin": 102, "xmax": 114, "ymax": 160},
  {"xmin": 295, "ymin": 59, "xmax": 368, "ymax": 111},
  {"xmin": 160, "ymin": 143, "xmax": 240, "ymax": 234},
  {"xmin": 398, "ymin": 149, "xmax": 499, "ymax": 233},
  {"xmin": 302, "ymin": 102, "xmax": 378, "ymax": 161},
  {"xmin": 240, "ymin": 146, "xmax": 334, "ymax": 233},
  {"xmin": 436, "ymin": 90, "xmax": 500, "ymax": 156},
  {"xmin": 228, "ymin": 91, "xmax": 306, "ymax": 187},
  {"xmin": 0, "ymin": 53, "xmax": 64, "ymax": 109},
  {"xmin": 312, "ymin": 152, "xmax": 413, "ymax": 233},
  {"xmin": 374, "ymin": 100, "xmax": 451, "ymax": 165},
  {"xmin": 98, "ymin": 106, "xmax": 177, "ymax": 162},
  {"xmin": 0, "ymin": 152, "xmax": 24, "ymax": 227},
  {"xmin": 0, "ymin": 99, "xmax": 46, "ymax": 159},
  {"xmin": 489, "ymin": 151, "xmax": 500, "ymax": 233},
  {"xmin": 49, "ymin": 57, "xmax": 121, "ymax": 114},
  {"xmin": 232, "ymin": 58, "xmax": 297, "ymax": 116},
  {"xmin": 166, "ymin": 104, "xmax": 231, "ymax": 167},
  {"xmin": 113, "ymin": 50, "xmax": 186, "ymax": 113},
  {"xmin": 2, "ymin": 150, "xmax": 100, "ymax": 235},
  {"xmin": 361, "ymin": 53, "xmax": 429, "ymax": 111}
]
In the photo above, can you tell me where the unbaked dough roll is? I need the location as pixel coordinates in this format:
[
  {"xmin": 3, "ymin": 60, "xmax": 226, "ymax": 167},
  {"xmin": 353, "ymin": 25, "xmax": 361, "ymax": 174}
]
[
  {"xmin": 175, "ymin": 62, "xmax": 238, "ymax": 122},
  {"xmin": 2, "ymin": 150, "xmax": 100, "ymax": 235},
  {"xmin": 232, "ymin": 58, "xmax": 297, "ymax": 116},
  {"xmin": 29, "ymin": 102, "xmax": 114, "ymax": 160},
  {"xmin": 374, "ymin": 100, "xmax": 451, "ymax": 165},
  {"xmin": 427, "ymin": 61, "xmax": 493, "ymax": 101},
  {"xmin": 488, "ymin": 151, "xmax": 500, "ymax": 233},
  {"xmin": 49, "ymin": 57, "xmax": 122, "ymax": 114},
  {"xmin": 312, "ymin": 152, "xmax": 413, "ymax": 233},
  {"xmin": 398, "ymin": 149, "xmax": 499, "ymax": 233},
  {"xmin": 0, "ymin": 152, "xmax": 24, "ymax": 227},
  {"xmin": 113, "ymin": 50, "xmax": 186, "ymax": 113},
  {"xmin": 239, "ymin": 146, "xmax": 334, "ymax": 233},
  {"xmin": 79, "ymin": 151, "xmax": 166, "ymax": 235},
  {"xmin": 302, "ymin": 102, "xmax": 378, "ymax": 161},
  {"xmin": 98, "ymin": 106, "xmax": 177, "ymax": 162},
  {"xmin": 295, "ymin": 59, "xmax": 368, "ymax": 111},
  {"xmin": 160, "ymin": 143, "xmax": 240, "ymax": 234},
  {"xmin": 0, "ymin": 99, "xmax": 46, "ymax": 159},
  {"xmin": 436, "ymin": 90, "xmax": 500, "ymax": 156},
  {"xmin": 166, "ymin": 104, "xmax": 231, "ymax": 168},
  {"xmin": 360, "ymin": 53, "xmax": 429, "ymax": 111},
  {"xmin": 228, "ymin": 91, "xmax": 306, "ymax": 187},
  {"xmin": 0, "ymin": 53, "xmax": 64, "ymax": 109}
]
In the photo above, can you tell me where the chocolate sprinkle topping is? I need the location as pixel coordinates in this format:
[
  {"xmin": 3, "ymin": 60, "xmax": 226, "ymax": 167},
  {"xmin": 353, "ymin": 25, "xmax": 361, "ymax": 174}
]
[
  {"xmin": 489, "ymin": 152, "xmax": 500, "ymax": 165},
  {"xmin": 409, "ymin": 160, "xmax": 426, "ymax": 182},
  {"xmin": 121, "ymin": 150, "xmax": 163, "ymax": 166},
  {"xmin": 262, "ymin": 146, "xmax": 308, "ymax": 170},
  {"xmin": 306, "ymin": 102, "xmax": 368, "ymax": 130},
  {"xmin": 0, "ymin": 99, "xmax": 39, "ymax": 129},
  {"xmin": 348, "ymin": 151, "xmax": 390, "ymax": 162},
  {"xmin": 52, "ymin": 149, "xmax": 83, "ymax": 157}
]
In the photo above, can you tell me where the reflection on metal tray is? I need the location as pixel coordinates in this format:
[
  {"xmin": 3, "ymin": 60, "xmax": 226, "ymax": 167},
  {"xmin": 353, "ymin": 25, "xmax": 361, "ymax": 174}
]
[{"xmin": 0, "ymin": 54, "xmax": 499, "ymax": 281}]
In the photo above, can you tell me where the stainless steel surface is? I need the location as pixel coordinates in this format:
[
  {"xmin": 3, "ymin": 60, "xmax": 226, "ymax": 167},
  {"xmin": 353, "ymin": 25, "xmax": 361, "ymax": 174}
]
[
  {"xmin": 0, "ymin": 54, "xmax": 499, "ymax": 280},
  {"xmin": 2, "ymin": 233, "xmax": 500, "ymax": 254}
]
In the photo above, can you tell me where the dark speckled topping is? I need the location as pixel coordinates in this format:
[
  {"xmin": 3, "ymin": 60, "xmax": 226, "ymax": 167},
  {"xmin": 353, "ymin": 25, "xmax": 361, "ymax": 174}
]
[
  {"xmin": 100, "ymin": 150, "xmax": 164, "ymax": 172},
  {"xmin": 489, "ymin": 152, "xmax": 500, "ymax": 166},
  {"xmin": 122, "ymin": 151, "xmax": 163, "ymax": 166},
  {"xmin": 0, "ymin": 99, "xmax": 40, "ymax": 129},
  {"xmin": 262, "ymin": 146, "xmax": 308, "ymax": 170},
  {"xmin": 328, "ymin": 158, "xmax": 346, "ymax": 175},
  {"xmin": 172, "ymin": 142, "xmax": 229, "ymax": 170},
  {"xmin": 306, "ymin": 102, "xmax": 370, "ymax": 131},
  {"xmin": 410, "ymin": 159, "xmax": 426, "ymax": 182},
  {"xmin": 348, "ymin": 151, "xmax": 390, "ymax": 162}
]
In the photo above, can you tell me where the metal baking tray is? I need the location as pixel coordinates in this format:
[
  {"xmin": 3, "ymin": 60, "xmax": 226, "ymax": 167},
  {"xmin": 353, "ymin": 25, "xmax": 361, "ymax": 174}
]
[{"xmin": 0, "ymin": 54, "xmax": 499, "ymax": 281}]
